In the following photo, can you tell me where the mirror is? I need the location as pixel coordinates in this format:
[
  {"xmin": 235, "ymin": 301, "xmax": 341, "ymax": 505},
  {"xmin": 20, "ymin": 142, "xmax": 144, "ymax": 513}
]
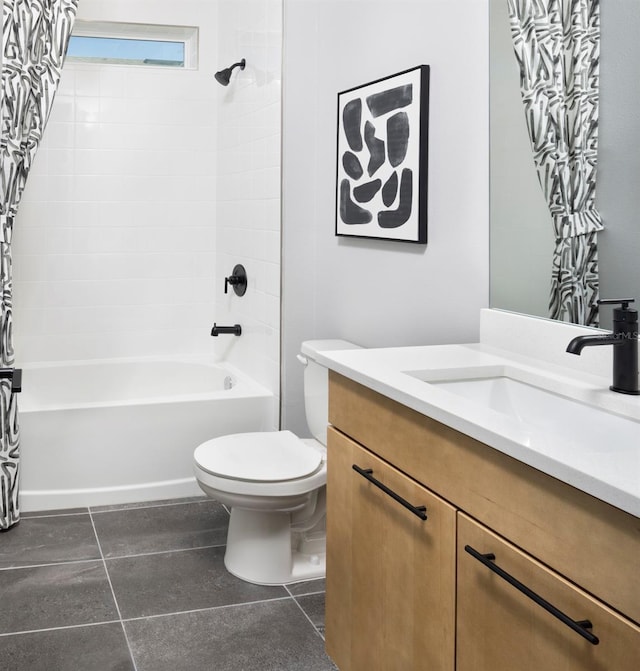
[{"xmin": 490, "ymin": 0, "xmax": 640, "ymax": 329}]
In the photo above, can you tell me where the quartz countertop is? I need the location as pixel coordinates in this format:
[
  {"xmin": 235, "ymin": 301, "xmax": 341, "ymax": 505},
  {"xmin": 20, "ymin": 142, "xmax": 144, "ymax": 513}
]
[{"xmin": 318, "ymin": 341, "xmax": 640, "ymax": 518}]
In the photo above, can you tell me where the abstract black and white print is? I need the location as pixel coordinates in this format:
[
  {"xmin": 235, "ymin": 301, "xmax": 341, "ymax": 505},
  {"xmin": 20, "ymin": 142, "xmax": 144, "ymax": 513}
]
[
  {"xmin": 508, "ymin": 0, "xmax": 602, "ymax": 326},
  {"xmin": 335, "ymin": 66, "xmax": 429, "ymax": 243},
  {"xmin": 1, "ymin": 0, "xmax": 78, "ymax": 529}
]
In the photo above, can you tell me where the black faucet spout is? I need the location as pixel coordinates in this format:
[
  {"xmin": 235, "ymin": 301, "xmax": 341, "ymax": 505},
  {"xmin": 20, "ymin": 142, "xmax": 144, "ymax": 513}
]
[
  {"xmin": 565, "ymin": 333, "xmax": 622, "ymax": 355},
  {"xmin": 211, "ymin": 324, "xmax": 242, "ymax": 337},
  {"xmin": 566, "ymin": 298, "xmax": 640, "ymax": 395}
]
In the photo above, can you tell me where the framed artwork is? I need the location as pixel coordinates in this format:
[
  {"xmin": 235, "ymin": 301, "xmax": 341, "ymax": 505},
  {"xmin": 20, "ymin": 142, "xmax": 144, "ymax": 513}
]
[{"xmin": 335, "ymin": 65, "xmax": 429, "ymax": 243}]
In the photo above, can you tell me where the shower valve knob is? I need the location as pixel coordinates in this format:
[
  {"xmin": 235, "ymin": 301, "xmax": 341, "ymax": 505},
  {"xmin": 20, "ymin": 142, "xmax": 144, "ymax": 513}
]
[{"xmin": 224, "ymin": 264, "xmax": 247, "ymax": 296}]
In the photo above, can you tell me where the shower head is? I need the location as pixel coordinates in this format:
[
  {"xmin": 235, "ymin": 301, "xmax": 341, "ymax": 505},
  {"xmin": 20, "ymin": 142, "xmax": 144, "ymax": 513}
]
[{"xmin": 214, "ymin": 58, "xmax": 246, "ymax": 86}]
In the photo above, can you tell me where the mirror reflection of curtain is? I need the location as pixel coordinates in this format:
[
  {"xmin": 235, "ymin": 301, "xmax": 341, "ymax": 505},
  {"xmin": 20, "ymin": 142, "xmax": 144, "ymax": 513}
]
[
  {"xmin": 508, "ymin": 0, "xmax": 602, "ymax": 327},
  {"xmin": 0, "ymin": 0, "xmax": 78, "ymax": 530}
]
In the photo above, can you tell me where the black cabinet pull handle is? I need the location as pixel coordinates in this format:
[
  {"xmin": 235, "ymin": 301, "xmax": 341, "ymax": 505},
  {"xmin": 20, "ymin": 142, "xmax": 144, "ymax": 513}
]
[
  {"xmin": 464, "ymin": 545, "xmax": 599, "ymax": 645},
  {"xmin": 352, "ymin": 464, "xmax": 427, "ymax": 520}
]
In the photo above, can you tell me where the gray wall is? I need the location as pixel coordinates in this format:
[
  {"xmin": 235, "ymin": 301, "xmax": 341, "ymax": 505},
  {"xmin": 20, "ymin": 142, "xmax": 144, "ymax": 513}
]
[
  {"xmin": 282, "ymin": 0, "xmax": 490, "ymax": 435},
  {"xmin": 489, "ymin": 0, "xmax": 554, "ymax": 319},
  {"xmin": 490, "ymin": 0, "xmax": 640, "ymax": 329},
  {"xmin": 598, "ymin": 0, "xmax": 640, "ymax": 317}
]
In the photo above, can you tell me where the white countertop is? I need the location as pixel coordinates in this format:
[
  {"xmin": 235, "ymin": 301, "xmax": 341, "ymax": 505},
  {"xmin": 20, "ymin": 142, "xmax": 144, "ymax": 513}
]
[{"xmin": 318, "ymin": 341, "xmax": 640, "ymax": 518}]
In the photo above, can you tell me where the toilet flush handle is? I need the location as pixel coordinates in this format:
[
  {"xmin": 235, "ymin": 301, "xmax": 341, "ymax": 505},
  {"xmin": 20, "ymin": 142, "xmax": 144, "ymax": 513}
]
[{"xmin": 296, "ymin": 354, "xmax": 308, "ymax": 366}]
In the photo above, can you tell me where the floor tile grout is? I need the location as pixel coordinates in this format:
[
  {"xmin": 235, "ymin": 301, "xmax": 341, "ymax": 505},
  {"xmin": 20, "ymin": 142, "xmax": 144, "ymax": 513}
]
[
  {"xmin": 88, "ymin": 508, "xmax": 140, "ymax": 671},
  {"xmin": 0, "ymin": 594, "xmax": 318, "ymax": 640},
  {"xmin": 291, "ymin": 593, "xmax": 326, "ymax": 641},
  {"xmin": 119, "ymin": 594, "xmax": 295, "ymax": 625},
  {"xmin": 21, "ymin": 498, "xmax": 211, "ymax": 520},
  {"xmin": 0, "ymin": 619, "xmax": 123, "ymax": 638},
  {"xmin": 20, "ymin": 511, "xmax": 90, "ymax": 520},
  {"xmin": 285, "ymin": 586, "xmax": 326, "ymax": 598},
  {"xmin": 101, "ymin": 542, "xmax": 228, "ymax": 562},
  {"xmin": 0, "ymin": 557, "xmax": 104, "ymax": 572},
  {"xmin": 89, "ymin": 498, "xmax": 211, "ymax": 515},
  {"xmin": 0, "ymin": 542, "xmax": 229, "ymax": 572},
  {"xmin": 0, "ymin": 594, "xmax": 320, "ymax": 639}
]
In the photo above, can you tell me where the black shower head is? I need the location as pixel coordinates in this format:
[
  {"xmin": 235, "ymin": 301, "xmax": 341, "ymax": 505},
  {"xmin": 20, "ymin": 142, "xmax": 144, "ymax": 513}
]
[{"xmin": 214, "ymin": 58, "xmax": 246, "ymax": 86}]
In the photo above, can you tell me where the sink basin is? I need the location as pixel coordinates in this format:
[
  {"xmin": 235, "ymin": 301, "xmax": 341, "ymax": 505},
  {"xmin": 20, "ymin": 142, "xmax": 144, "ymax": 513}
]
[{"xmin": 405, "ymin": 367, "xmax": 640, "ymax": 453}]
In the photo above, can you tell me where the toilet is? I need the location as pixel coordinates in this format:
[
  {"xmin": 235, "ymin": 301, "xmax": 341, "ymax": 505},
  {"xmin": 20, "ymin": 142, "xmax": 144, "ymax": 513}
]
[{"xmin": 193, "ymin": 339, "xmax": 360, "ymax": 585}]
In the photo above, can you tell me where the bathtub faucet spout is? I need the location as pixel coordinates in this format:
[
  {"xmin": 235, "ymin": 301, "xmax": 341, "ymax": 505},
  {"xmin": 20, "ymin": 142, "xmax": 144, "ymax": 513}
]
[
  {"xmin": 0, "ymin": 368, "xmax": 22, "ymax": 393},
  {"xmin": 211, "ymin": 324, "xmax": 242, "ymax": 337}
]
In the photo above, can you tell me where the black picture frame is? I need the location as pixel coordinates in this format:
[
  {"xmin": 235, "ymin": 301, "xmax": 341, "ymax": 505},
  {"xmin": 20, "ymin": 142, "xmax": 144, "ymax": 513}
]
[{"xmin": 335, "ymin": 65, "xmax": 429, "ymax": 243}]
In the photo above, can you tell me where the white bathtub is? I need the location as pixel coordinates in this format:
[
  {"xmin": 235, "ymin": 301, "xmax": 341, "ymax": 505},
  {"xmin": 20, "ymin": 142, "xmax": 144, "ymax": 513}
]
[{"xmin": 18, "ymin": 357, "xmax": 274, "ymax": 512}]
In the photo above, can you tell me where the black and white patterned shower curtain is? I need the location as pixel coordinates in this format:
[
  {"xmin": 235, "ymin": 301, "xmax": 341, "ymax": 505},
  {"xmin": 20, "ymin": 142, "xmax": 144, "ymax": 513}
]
[
  {"xmin": 508, "ymin": 0, "xmax": 602, "ymax": 326},
  {"xmin": 1, "ymin": 0, "xmax": 77, "ymax": 529}
]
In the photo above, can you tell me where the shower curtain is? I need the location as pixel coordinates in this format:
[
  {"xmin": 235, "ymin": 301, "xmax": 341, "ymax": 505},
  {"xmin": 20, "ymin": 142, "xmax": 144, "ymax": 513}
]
[
  {"xmin": 508, "ymin": 0, "xmax": 602, "ymax": 327},
  {"xmin": 0, "ymin": 0, "xmax": 78, "ymax": 529}
]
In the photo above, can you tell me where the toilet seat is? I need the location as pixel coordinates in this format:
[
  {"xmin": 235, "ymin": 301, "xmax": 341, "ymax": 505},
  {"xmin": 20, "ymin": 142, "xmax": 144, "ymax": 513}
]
[{"xmin": 194, "ymin": 430, "xmax": 322, "ymax": 482}]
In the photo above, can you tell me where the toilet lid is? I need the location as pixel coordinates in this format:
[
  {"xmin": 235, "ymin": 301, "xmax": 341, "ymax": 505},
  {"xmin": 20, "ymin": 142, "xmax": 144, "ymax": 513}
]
[{"xmin": 194, "ymin": 430, "xmax": 323, "ymax": 482}]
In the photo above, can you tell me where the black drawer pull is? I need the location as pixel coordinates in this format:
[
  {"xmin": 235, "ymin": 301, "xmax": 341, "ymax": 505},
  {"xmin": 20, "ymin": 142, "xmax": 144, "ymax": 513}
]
[
  {"xmin": 352, "ymin": 464, "xmax": 427, "ymax": 520},
  {"xmin": 464, "ymin": 545, "xmax": 599, "ymax": 645}
]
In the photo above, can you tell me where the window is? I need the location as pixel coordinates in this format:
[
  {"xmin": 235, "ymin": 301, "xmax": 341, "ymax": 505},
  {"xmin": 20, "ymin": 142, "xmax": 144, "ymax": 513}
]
[{"xmin": 67, "ymin": 21, "xmax": 198, "ymax": 69}]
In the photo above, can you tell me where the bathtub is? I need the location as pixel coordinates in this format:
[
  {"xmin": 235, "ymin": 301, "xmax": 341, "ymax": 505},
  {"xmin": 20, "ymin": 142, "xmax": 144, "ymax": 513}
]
[{"xmin": 18, "ymin": 357, "xmax": 274, "ymax": 512}]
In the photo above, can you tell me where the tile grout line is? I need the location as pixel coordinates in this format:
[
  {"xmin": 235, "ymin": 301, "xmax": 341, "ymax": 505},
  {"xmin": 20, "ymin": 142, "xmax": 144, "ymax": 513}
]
[
  {"xmin": 285, "ymin": 585, "xmax": 326, "ymax": 599},
  {"xmin": 0, "ymin": 619, "xmax": 123, "ymax": 639},
  {"xmin": 290, "ymin": 593, "xmax": 326, "ymax": 641},
  {"xmin": 102, "ymin": 541, "xmax": 228, "ymax": 562},
  {"xmin": 20, "ymin": 510, "xmax": 90, "ymax": 520},
  {"xmin": 0, "ymin": 557, "xmax": 104, "ymax": 572},
  {"xmin": 0, "ymin": 541, "xmax": 228, "ymax": 572},
  {"xmin": 21, "ymin": 497, "xmax": 212, "ymax": 520},
  {"xmin": 119, "ymin": 595, "xmax": 295, "ymax": 625},
  {"xmin": 89, "ymin": 498, "xmax": 209, "ymax": 515},
  {"xmin": 88, "ymin": 509, "xmax": 140, "ymax": 671}
]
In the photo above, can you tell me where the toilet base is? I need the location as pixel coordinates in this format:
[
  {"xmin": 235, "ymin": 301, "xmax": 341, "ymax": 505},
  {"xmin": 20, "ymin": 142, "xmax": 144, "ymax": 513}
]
[{"xmin": 224, "ymin": 506, "xmax": 326, "ymax": 585}]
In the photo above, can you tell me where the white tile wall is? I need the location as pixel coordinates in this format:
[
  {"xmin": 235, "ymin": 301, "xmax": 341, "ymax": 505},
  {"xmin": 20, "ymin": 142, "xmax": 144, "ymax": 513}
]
[
  {"xmin": 12, "ymin": 0, "xmax": 280, "ymax": 428},
  {"xmin": 13, "ymin": 0, "xmax": 220, "ymax": 362},
  {"xmin": 213, "ymin": 0, "xmax": 282, "ymax": 428}
]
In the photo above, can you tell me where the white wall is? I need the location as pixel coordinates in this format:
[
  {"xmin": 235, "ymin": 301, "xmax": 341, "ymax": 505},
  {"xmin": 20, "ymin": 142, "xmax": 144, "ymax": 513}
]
[
  {"xmin": 13, "ymin": 0, "xmax": 219, "ymax": 362},
  {"xmin": 214, "ymin": 0, "xmax": 282, "ymax": 428},
  {"xmin": 281, "ymin": 0, "xmax": 490, "ymax": 434}
]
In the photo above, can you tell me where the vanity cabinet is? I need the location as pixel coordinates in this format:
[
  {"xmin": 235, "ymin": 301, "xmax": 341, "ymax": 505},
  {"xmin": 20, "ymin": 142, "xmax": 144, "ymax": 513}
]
[
  {"xmin": 325, "ymin": 372, "xmax": 640, "ymax": 671},
  {"xmin": 457, "ymin": 513, "xmax": 640, "ymax": 671},
  {"xmin": 325, "ymin": 428, "xmax": 456, "ymax": 671}
]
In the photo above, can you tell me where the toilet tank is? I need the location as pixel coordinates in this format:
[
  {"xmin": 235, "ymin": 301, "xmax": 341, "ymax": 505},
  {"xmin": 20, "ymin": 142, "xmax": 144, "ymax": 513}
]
[{"xmin": 300, "ymin": 339, "xmax": 361, "ymax": 445}]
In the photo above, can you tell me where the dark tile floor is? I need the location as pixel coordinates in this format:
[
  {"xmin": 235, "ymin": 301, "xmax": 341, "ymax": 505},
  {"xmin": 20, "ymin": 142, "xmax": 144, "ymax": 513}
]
[{"xmin": 0, "ymin": 498, "xmax": 337, "ymax": 670}]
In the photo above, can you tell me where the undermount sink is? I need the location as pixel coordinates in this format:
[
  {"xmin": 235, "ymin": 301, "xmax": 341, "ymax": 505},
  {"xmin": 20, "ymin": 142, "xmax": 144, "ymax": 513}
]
[{"xmin": 405, "ymin": 366, "xmax": 640, "ymax": 453}]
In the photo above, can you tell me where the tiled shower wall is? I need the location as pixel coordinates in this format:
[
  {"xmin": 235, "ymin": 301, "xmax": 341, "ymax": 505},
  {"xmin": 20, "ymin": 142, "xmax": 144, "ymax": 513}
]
[
  {"xmin": 11, "ymin": 0, "xmax": 282, "ymax": 418},
  {"xmin": 13, "ymin": 0, "xmax": 219, "ymax": 362},
  {"xmin": 213, "ymin": 0, "xmax": 282, "ymax": 425}
]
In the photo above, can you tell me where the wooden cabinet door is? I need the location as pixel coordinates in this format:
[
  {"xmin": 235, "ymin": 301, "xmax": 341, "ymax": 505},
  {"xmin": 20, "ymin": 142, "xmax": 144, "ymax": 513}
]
[
  {"xmin": 457, "ymin": 513, "xmax": 640, "ymax": 671},
  {"xmin": 325, "ymin": 427, "xmax": 456, "ymax": 671}
]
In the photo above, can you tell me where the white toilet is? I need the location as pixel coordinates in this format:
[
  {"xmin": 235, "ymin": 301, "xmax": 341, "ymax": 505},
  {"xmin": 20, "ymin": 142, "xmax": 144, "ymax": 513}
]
[{"xmin": 193, "ymin": 339, "xmax": 360, "ymax": 585}]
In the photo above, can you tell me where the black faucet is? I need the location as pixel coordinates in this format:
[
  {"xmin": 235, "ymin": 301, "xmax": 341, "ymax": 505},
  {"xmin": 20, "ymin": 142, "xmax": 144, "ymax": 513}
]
[
  {"xmin": 566, "ymin": 299, "xmax": 640, "ymax": 395},
  {"xmin": 210, "ymin": 323, "xmax": 242, "ymax": 337},
  {"xmin": 224, "ymin": 264, "xmax": 247, "ymax": 296}
]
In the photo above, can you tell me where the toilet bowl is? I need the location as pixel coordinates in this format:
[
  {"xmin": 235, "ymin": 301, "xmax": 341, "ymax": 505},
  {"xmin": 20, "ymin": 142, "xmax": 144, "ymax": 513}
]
[{"xmin": 193, "ymin": 339, "xmax": 359, "ymax": 585}]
